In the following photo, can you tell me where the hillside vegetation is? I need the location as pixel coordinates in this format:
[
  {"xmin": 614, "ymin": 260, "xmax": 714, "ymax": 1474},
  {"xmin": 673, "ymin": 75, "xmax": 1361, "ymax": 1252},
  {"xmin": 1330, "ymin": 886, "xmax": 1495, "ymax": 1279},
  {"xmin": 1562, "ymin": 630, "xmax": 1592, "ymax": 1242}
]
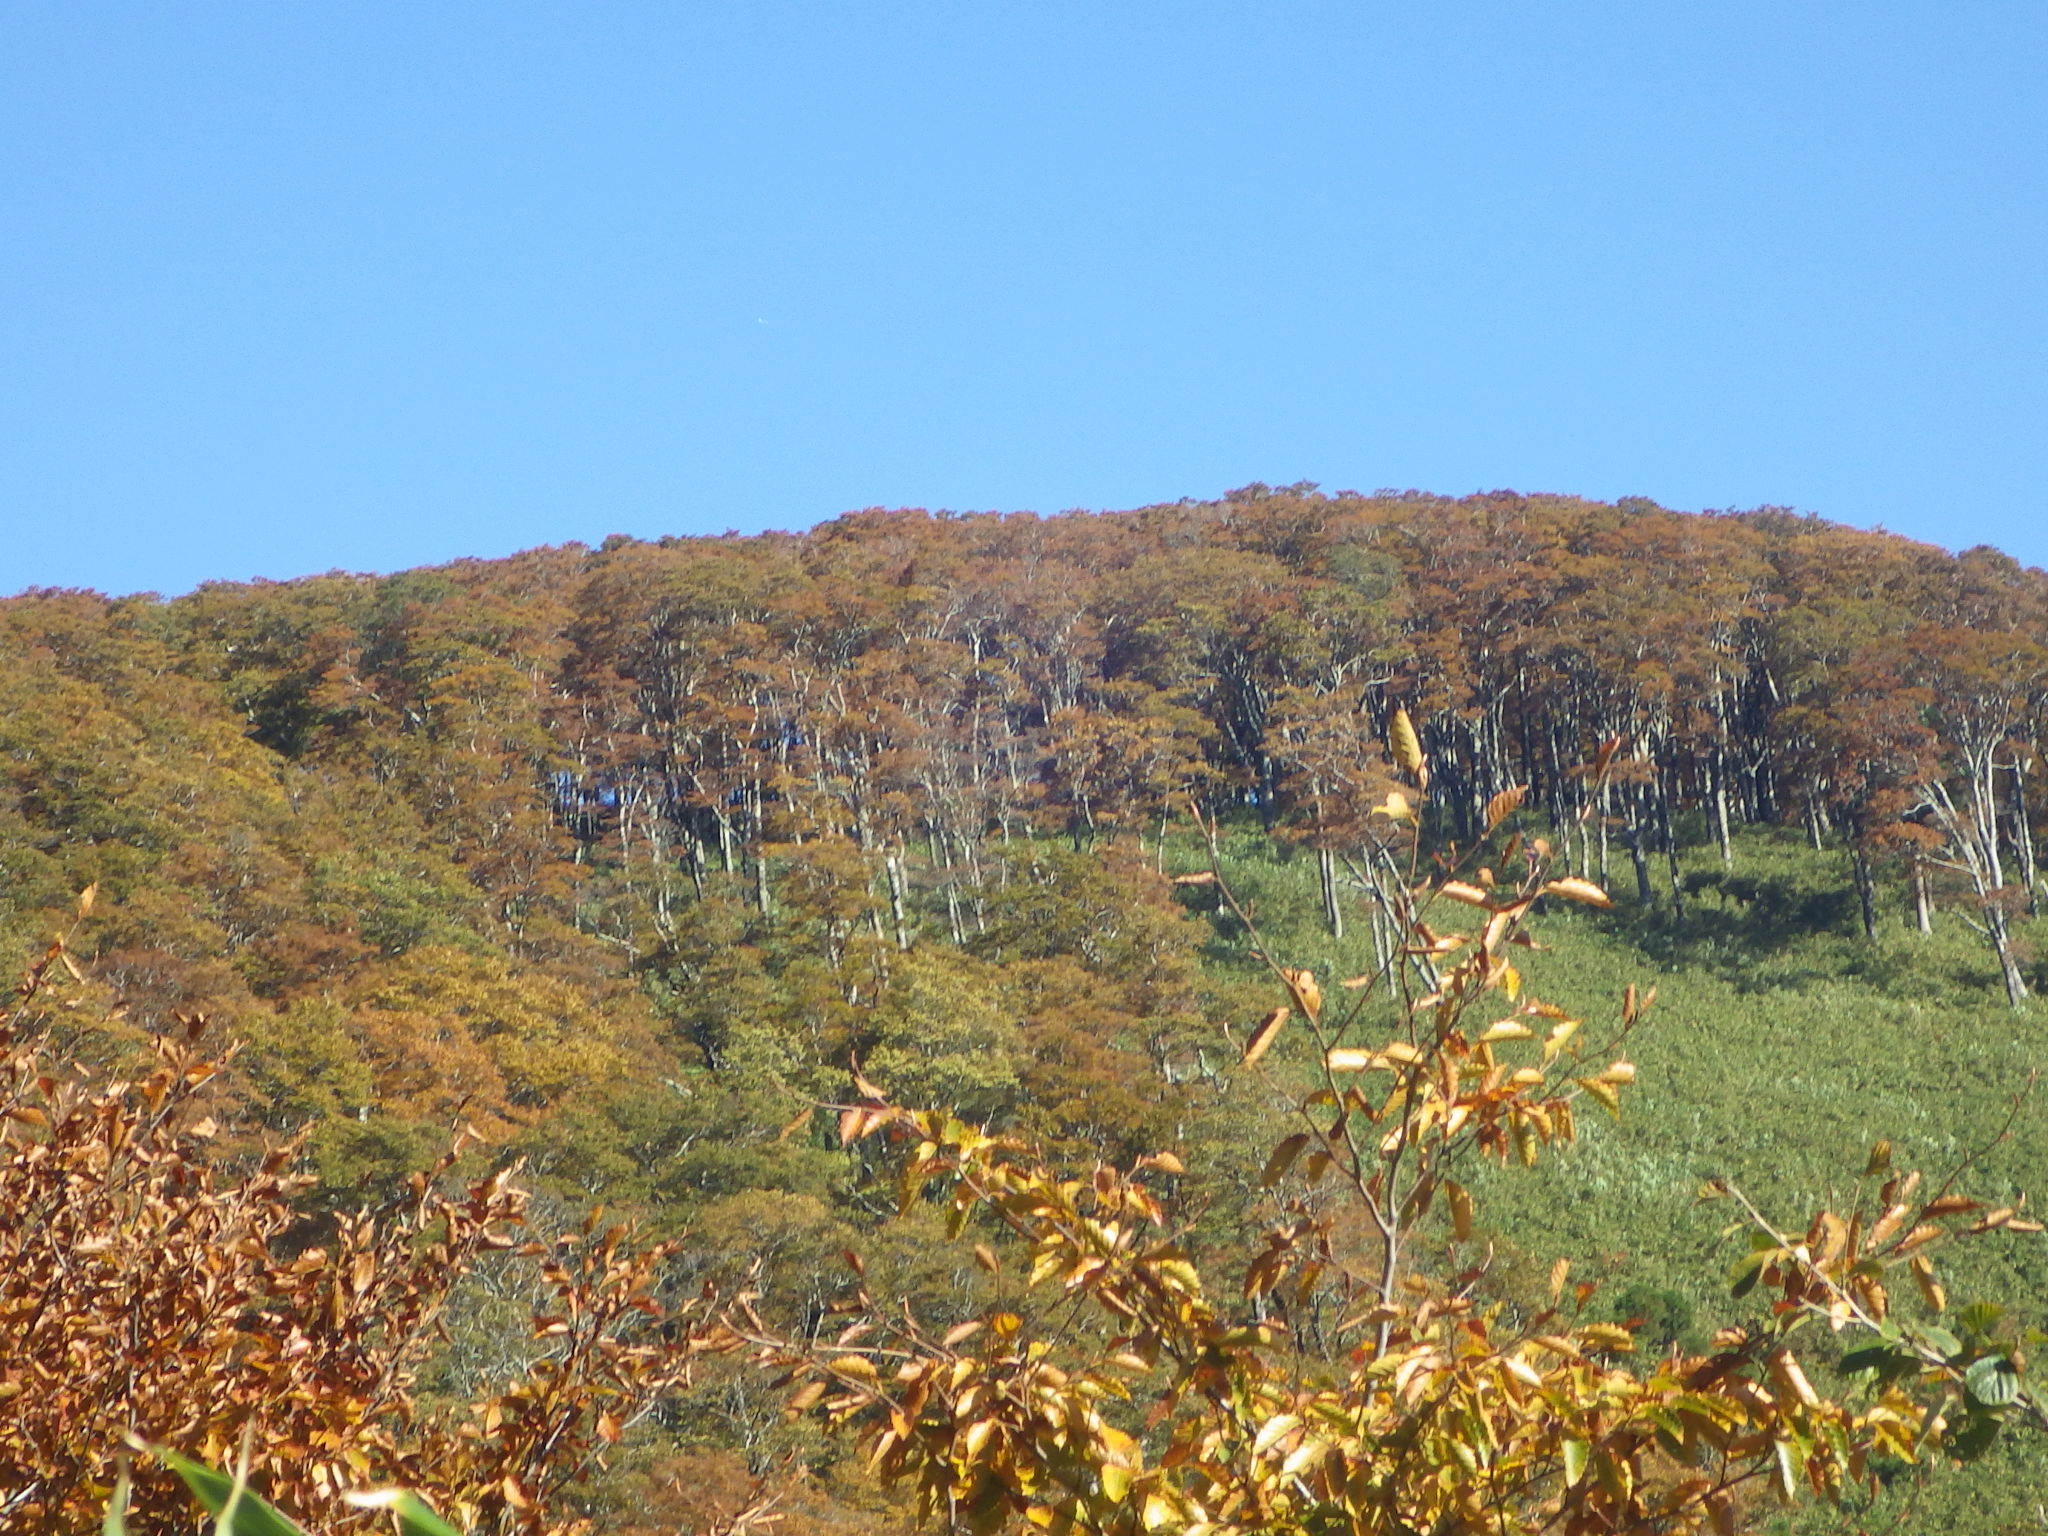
[{"xmin": 3, "ymin": 485, "xmax": 2046, "ymax": 1532}]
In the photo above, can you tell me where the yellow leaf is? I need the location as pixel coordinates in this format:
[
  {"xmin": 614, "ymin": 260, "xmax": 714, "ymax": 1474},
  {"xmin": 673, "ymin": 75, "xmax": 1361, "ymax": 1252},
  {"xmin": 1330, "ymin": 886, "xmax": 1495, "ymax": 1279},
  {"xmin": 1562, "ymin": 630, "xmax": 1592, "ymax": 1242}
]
[
  {"xmin": 1578, "ymin": 1323, "xmax": 1636, "ymax": 1353},
  {"xmin": 1578, "ymin": 1078, "xmax": 1621, "ymax": 1118},
  {"xmin": 1542, "ymin": 877, "xmax": 1613, "ymax": 908},
  {"xmin": 1372, "ymin": 791, "xmax": 1413, "ymax": 823},
  {"xmin": 1326, "ymin": 1048, "xmax": 1374, "ymax": 1072},
  {"xmin": 1769, "ymin": 1349, "xmax": 1819, "ymax": 1408},
  {"xmin": 1280, "ymin": 1437, "xmax": 1329, "ymax": 1477},
  {"xmin": 1260, "ymin": 1133, "xmax": 1310, "ymax": 1187},
  {"xmin": 1542, "ymin": 1017, "xmax": 1581, "ymax": 1062},
  {"xmin": 1479, "ymin": 1020, "xmax": 1534, "ymax": 1043},
  {"xmin": 1447, "ymin": 1180, "xmax": 1473, "ymax": 1241},
  {"xmin": 1868, "ymin": 1203, "xmax": 1912, "ymax": 1248},
  {"xmin": 77, "ymin": 882, "xmax": 97, "ymax": 919},
  {"xmin": 1910, "ymin": 1254, "xmax": 1947, "ymax": 1313},
  {"xmin": 1897, "ymin": 1223, "xmax": 1944, "ymax": 1254},
  {"xmin": 1482, "ymin": 902, "xmax": 1530, "ymax": 953},
  {"xmin": 1923, "ymin": 1194, "xmax": 1980, "ymax": 1217},
  {"xmin": 776, "ymin": 1105, "xmax": 816, "ymax": 1142},
  {"xmin": 1438, "ymin": 880, "xmax": 1490, "ymax": 907},
  {"xmin": 1281, "ymin": 968, "xmax": 1322, "ymax": 1022},
  {"xmin": 1389, "ymin": 708, "xmax": 1425, "ymax": 778},
  {"xmin": 1252, "ymin": 1414, "xmax": 1302, "ymax": 1458}
]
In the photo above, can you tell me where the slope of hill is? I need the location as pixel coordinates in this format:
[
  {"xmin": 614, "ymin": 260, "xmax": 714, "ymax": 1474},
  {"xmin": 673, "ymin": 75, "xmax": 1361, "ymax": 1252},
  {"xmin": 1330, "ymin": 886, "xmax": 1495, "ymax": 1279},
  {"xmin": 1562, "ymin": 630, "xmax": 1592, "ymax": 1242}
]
[{"xmin": 3, "ymin": 486, "xmax": 2045, "ymax": 1531}]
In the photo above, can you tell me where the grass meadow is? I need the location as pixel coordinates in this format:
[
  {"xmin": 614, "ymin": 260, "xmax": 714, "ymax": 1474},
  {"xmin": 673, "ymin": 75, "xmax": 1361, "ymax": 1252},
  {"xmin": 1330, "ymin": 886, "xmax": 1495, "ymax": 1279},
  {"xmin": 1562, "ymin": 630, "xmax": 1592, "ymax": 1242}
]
[{"xmin": 1190, "ymin": 824, "xmax": 2048, "ymax": 1535}]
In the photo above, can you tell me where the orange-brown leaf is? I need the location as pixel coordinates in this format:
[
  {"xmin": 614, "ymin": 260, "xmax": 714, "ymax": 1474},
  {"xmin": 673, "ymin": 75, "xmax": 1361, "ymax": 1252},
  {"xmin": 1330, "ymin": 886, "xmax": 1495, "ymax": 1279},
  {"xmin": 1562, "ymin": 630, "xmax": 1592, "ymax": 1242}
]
[
  {"xmin": 1484, "ymin": 785, "xmax": 1527, "ymax": 832},
  {"xmin": 1241, "ymin": 1007, "xmax": 1290, "ymax": 1068}
]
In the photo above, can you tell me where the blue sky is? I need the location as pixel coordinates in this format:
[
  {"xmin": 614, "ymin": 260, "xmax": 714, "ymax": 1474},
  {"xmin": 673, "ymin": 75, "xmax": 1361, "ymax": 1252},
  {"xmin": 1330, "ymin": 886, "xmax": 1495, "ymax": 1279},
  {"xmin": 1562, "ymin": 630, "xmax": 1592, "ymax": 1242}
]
[{"xmin": 4, "ymin": 2, "xmax": 2044, "ymax": 597}]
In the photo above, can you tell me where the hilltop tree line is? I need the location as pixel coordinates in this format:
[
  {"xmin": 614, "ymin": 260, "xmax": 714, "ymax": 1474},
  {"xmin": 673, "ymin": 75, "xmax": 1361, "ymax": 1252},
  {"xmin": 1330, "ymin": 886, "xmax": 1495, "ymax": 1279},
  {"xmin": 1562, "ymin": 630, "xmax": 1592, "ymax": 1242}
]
[
  {"xmin": 136, "ymin": 493, "xmax": 2048, "ymax": 951},
  {"xmin": 3, "ymin": 488, "xmax": 2044, "ymax": 1164}
]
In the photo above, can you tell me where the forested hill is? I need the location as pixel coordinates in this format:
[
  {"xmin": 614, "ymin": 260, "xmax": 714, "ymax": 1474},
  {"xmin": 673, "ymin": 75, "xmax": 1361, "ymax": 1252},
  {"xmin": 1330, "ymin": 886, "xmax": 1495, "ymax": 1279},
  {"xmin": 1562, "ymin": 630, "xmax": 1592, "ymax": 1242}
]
[
  {"xmin": 9, "ymin": 485, "xmax": 2048, "ymax": 1530},
  {"xmin": 4, "ymin": 485, "xmax": 2047, "ymax": 1192}
]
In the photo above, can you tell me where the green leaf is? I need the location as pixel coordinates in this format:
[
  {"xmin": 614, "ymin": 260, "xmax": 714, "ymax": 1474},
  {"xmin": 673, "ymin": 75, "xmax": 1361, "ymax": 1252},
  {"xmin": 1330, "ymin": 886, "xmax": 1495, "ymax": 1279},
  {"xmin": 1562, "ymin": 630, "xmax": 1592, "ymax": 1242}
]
[
  {"xmin": 1561, "ymin": 1437, "xmax": 1590, "ymax": 1488},
  {"xmin": 1773, "ymin": 1438, "xmax": 1799, "ymax": 1500},
  {"xmin": 1958, "ymin": 1301, "xmax": 2005, "ymax": 1340},
  {"xmin": 102, "ymin": 1468, "xmax": 131, "ymax": 1536},
  {"xmin": 1840, "ymin": 1345, "xmax": 1913, "ymax": 1382},
  {"xmin": 346, "ymin": 1492, "xmax": 465, "ymax": 1536},
  {"xmin": 1729, "ymin": 1253, "xmax": 1765, "ymax": 1300},
  {"xmin": 153, "ymin": 1449, "xmax": 310, "ymax": 1536},
  {"xmin": 1965, "ymin": 1354, "xmax": 2023, "ymax": 1408},
  {"xmin": 1906, "ymin": 1323, "xmax": 1962, "ymax": 1361},
  {"xmin": 1947, "ymin": 1407, "xmax": 2002, "ymax": 1462}
]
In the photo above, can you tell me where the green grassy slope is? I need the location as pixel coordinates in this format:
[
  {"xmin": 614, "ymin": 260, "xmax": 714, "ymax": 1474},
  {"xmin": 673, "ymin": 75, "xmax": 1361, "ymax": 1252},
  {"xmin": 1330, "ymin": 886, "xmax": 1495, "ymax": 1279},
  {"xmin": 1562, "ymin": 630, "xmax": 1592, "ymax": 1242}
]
[{"xmin": 1193, "ymin": 826, "xmax": 2048, "ymax": 1536}]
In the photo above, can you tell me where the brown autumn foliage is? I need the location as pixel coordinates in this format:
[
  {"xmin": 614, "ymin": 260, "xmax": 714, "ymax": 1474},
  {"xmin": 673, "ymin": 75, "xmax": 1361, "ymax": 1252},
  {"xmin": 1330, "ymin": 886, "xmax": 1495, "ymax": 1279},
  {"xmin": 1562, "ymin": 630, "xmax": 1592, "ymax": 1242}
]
[{"xmin": 0, "ymin": 918, "xmax": 716, "ymax": 1536}]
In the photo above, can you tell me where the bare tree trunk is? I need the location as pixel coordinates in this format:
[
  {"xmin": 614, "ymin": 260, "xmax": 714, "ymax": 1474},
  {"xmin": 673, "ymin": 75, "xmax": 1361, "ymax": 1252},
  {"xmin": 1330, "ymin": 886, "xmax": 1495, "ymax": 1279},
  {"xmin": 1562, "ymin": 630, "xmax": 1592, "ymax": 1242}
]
[
  {"xmin": 1318, "ymin": 846, "xmax": 1344, "ymax": 939},
  {"xmin": 2011, "ymin": 755, "xmax": 2041, "ymax": 917},
  {"xmin": 886, "ymin": 851, "xmax": 911, "ymax": 952},
  {"xmin": 1597, "ymin": 785, "xmax": 1612, "ymax": 890},
  {"xmin": 1657, "ymin": 771, "xmax": 1686, "ymax": 920},
  {"xmin": 945, "ymin": 882, "xmax": 966, "ymax": 946},
  {"xmin": 1923, "ymin": 778, "xmax": 2029, "ymax": 1007},
  {"xmin": 1985, "ymin": 899, "xmax": 2030, "ymax": 1007},
  {"xmin": 1368, "ymin": 899, "xmax": 1391, "ymax": 979},
  {"xmin": 1712, "ymin": 746, "xmax": 1735, "ymax": 869},
  {"xmin": 1851, "ymin": 845, "xmax": 1878, "ymax": 942},
  {"xmin": 1621, "ymin": 787, "xmax": 1654, "ymax": 906}
]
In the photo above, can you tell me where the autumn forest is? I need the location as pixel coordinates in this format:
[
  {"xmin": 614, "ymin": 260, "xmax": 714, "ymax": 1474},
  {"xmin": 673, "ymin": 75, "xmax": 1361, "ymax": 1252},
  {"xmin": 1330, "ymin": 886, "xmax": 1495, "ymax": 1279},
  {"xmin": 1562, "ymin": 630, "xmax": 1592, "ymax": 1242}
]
[{"xmin": 7, "ymin": 485, "xmax": 2048, "ymax": 1536}]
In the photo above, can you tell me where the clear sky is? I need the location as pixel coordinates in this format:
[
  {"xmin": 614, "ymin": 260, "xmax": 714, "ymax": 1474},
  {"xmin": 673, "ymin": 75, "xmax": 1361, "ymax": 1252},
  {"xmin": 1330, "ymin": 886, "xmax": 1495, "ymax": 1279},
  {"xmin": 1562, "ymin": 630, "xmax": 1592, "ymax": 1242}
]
[{"xmin": 3, "ymin": 2, "xmax": 2044, "ymax": 598}]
